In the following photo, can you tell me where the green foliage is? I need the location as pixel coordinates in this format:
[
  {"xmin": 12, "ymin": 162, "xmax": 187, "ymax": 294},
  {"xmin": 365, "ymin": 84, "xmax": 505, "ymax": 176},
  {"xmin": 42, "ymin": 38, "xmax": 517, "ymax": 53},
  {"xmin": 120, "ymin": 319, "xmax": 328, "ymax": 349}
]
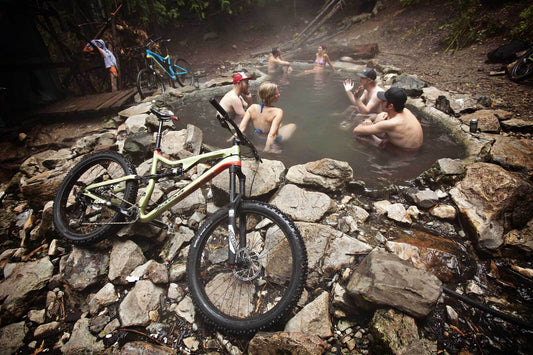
[{"xmin": 510, "ymin": 4, "xmax": 533, "ymax": 42}]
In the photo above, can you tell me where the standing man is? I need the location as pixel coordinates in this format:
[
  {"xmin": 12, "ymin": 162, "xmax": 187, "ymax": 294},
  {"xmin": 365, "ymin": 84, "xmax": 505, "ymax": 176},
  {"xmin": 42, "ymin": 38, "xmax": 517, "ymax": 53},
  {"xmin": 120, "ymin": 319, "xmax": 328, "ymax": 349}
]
[
  {"xmin": 220, "ymin": 72, "xmax": 253, "ymax": 125},
  {"xmin": 353, "ymin": 87, "xmax": 423, "ymax": 150},
  {"xmin": 343, "ymin": 67, "xmax": 384, "ymax": 115}
]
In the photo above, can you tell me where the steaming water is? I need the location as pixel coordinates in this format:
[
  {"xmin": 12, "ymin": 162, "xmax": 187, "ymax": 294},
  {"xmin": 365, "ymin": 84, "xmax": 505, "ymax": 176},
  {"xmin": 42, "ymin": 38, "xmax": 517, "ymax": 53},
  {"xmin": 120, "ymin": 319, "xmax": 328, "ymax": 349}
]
[{"xmin": 177, "ymin": 71, "xmax": 466, "ymax": 186}]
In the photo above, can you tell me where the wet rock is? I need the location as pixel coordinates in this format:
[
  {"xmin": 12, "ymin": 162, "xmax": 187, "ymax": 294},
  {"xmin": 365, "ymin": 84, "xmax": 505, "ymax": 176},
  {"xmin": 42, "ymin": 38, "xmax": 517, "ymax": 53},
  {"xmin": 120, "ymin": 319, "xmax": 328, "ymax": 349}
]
[
  {"xmin": 125, "ymin": 113, "xmax": 149, "ymax": 134},
  {"xmin": 285, "ymin": 291, "xmax": 333, "ymax": 337},
  {"xmin": 345, "ymin": 204, "xmax": 370, "ymax": 222},
  {"xmin": 346, "ymin": 249, "xmax": 442, "ymax": 318},
  {"xmin": 61, "ymin": 317, "xmax": 105, "ymax": 354},
  {"xmin": 503, "ymin": 219, "xmax": 533, "ymax": 255},
  {"xmin": 490, "ymin": 136, "xmax": 533, "ymax": 176},
  {"xmin": 437, "ymin": 158, "xmax": 465, "ymax": 175},
  {"xmin": 385, "ymin": 230, "xmax": 473, "ymax": 282},
  {"xmin": 370, "ymin": 308, "xmax": 437, "ymax": 355},
  {"xmin": 0, "ymin": 321, "xmax": 27, "ymax": 355},
  {"xmin": 450, "ymin": 162, "xmax": 533, "ymax": 250},
  {"xmin": 19, "ymin": 163, "xmax": 74, "ymax": 208},
  {"xmin": 61, "ymin": 247, "xmax": 109, "ymax": 291},
  {"xmin": 286, "ymin": 158, "xmax": 353, "ymax": 192},
  {"xmin": 413, "ymin": 189, "xmax": 439, "ymax": 209},
  {"xmin": 430, "ymin": 204, "xmax": 457, "ymax": 220},
  {"xmin": 119, "ymin": 280, "xmax": 164, "ymax": 327},
  {"xmin": 270, "ymin": 184, "xmax": 335, "ymax": 222},
  {"xmin": 500, "ymin": 118, "xmax": 533, "ymax": 133},
  {"xmin": 0, "ymin": 257, "xmax": 54, "ymax": 320},
  {"xmin": 248, "ymin": 332, "xmax": 328, "ymax": 355},
  {"xmin": 392, "ymin": 74, "xmax": 426, "ymax": 97},
  {"xmin": 460, "ymin": 110, "xmax": 502, "ymax": 133},
  {"xmin": 108, "ymin": 240, "xmax": 146, "ymax": 284},
  {"xmin": 295, "ymin": 222, "xmax": 371, "ymax": 286},
  {"xmin": 88, "ymin": 283, "xmax": 117, "ymax": 316},
  {"xmin": 211, "ymin": 158, "xmax": 285, "ymax": 202}
]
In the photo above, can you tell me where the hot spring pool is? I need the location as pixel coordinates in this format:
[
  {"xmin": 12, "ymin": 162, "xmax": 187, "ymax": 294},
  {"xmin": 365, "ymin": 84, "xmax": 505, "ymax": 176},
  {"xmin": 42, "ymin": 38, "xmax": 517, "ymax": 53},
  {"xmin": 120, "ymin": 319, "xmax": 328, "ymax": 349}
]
[{"xmin": 175, "ymin": 71, "xmax": 466, "ymax": 186}]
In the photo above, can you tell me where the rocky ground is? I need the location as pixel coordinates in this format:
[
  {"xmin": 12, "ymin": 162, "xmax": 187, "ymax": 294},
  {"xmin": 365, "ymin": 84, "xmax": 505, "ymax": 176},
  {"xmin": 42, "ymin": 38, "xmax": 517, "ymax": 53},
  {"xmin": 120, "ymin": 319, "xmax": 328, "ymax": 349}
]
[{"xmin": 0, "ymin": 1, "xmax": 532, "ymax": 354}]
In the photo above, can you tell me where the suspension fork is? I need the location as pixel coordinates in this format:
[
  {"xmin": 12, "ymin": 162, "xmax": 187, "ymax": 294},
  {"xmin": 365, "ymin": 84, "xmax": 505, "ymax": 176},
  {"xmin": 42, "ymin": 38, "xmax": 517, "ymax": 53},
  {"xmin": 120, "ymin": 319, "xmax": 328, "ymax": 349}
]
[{"xmin": 227, "ymin": 164, "xmax": 246, "ymax": 267}]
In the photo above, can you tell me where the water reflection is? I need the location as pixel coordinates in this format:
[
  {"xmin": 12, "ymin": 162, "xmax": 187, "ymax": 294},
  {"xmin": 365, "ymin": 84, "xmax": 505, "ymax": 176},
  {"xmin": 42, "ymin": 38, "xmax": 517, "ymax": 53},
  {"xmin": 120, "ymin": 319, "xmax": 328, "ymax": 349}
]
[{"xmin": 177, "ymin": 71, "xmax": 465, "ymax": 186}]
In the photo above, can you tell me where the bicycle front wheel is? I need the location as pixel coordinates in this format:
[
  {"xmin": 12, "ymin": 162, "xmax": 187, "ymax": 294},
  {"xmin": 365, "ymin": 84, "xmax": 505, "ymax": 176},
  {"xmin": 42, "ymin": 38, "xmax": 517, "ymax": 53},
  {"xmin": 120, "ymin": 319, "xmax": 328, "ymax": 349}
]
[
  {"xmin": 510, "ymin": 49, "xmax": 533, "ymax": 82},
  {"xmin": 174, "ymin": 58, "xmax": 193, "ymax": 87},
  {"xmin": 53, "ymin": 151, "xmax": 138, "ymax": 245},
  {"xmin": 136, "ymin": 68, "xmax": 165, "ymax": 99},
  {"xmin": 187, "ymin": 201, "xmax": 307, "ymax": 334}
]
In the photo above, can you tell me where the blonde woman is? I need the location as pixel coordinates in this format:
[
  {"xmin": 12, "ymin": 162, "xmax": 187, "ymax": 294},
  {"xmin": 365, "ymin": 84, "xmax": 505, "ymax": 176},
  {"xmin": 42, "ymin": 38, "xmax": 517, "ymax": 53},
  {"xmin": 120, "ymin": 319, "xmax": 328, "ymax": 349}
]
[{"xmin": 239, "ymin": 82, "xmax": 296, "ymax": 153}]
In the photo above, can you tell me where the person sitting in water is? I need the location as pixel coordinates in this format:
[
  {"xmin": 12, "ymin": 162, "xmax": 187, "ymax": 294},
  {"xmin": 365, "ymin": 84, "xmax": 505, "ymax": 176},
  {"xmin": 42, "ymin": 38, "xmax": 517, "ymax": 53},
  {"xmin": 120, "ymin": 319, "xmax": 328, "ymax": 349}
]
[
  {"xmin": 304, "ymin": 44, "xmax": 335, "ymax": 73},
  {"xmin": 343, "ymin": 67, "xmax": 385, "ymax": 115},
  {"xmin": 219, "ymin": 71, "xmax": 253, "ymax": 125},
  {"xmin": 267, "ymin": 47, "xmax": 293, "ymax": 74},
  {"xmin": 353, "ymin": 87, "xmax": 423, "ymax": 150},
  {"xmin": 239, "ymin": 82, "xmax": 296, "ymax": 153}
]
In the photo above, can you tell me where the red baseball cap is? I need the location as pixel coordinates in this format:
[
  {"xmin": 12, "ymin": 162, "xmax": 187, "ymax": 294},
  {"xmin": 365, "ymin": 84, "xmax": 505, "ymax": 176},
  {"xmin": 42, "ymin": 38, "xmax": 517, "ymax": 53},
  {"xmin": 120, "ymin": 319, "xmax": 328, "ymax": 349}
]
[{"xmin": 233, "ymin": 71, "xmax": 253, "ymax": 84}]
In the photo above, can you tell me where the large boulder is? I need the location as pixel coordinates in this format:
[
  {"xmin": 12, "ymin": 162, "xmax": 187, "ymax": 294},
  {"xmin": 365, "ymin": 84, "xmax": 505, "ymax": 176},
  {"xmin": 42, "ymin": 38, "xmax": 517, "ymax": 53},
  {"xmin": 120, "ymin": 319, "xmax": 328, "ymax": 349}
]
[
  {"xmin": 284, "ymin": 291, "xmax": 333, "ymax": 337},
  {"xmin": 450, "ymin": 162, "xmax": 533, "ymax": 250},
  {"xmin": 489, "ymin": 136, "xmax": 533, "ymax": 177},
  {"xmin": 119, "ymin": 280, "xmax": 164, "ymax": 327},
  {"xmin": 61, "ymin": 247, "xmax": 110, "ymax": 291},
  {"xmin": 286, "ymin": 158, "xmax": 353, "ymax": 192},
  {"xmin": 346, "ymin": 249, "xmax": 442, "ymax": 318},
  {"xmin": 270, "ymin": 184, "xmax": 335, "ymax": 222}
]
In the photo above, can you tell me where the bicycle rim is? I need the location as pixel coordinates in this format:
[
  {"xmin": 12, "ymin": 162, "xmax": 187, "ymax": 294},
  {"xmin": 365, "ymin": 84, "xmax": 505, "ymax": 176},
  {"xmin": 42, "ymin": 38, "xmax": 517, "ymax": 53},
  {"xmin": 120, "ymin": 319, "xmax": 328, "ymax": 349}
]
[
  {"xmin": 187, "ymin": 201, "xmax": 307, "ymax": 334},
  {"xmin": 137, "ymin": 68, "xmax": 165, "ymax": 99},
  {"xmin": 174, "ymin": 59, "xmax": 193, "ymax": 87}
]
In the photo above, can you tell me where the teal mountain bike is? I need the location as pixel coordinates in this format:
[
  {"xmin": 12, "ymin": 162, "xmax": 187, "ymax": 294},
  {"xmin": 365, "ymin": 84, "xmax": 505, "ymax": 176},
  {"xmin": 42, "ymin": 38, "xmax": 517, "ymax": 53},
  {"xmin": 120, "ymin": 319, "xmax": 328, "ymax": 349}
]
[
  {"xmin": 52, "ymin": 99, "xmax": 308, "ymax": 334},
  {"xmin": 134, "ymin": 38, "xmax": 193, "ymax": 99}
]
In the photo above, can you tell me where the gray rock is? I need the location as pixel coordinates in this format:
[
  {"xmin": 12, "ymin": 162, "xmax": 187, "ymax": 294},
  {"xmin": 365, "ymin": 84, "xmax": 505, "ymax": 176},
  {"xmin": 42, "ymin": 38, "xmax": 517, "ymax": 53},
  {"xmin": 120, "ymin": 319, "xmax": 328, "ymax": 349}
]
[
  {"xmin": 27, "ymin": 309, "xmax": 46, "ymax": 324},
  {"xmin": 460, "ymin": 110, "xmax": 502, "ymax": 133},
  {"xmin": 61, "ymin": 317, "xmax": 105, "ymax": 354},
  {"xmin": 123, "ymin": 131, "xmax": 153, "ymax": 164},
  {"xmin": 175, "ymin": 295, "xmax": 195, "ymax": 323},
  {"xmin": 504, "ymin": 219, "xmax": 533, "ymax": 254},
  {"xmin": 500, "ymin": 118, "xmax": 533, "ymax": 133},
  {"xmin": 162, "ymin": 226, "xmax": 195, "ymax": 262},
  {"xmin": 284, "ymin": 291, "xmax": 332, "ymax": 337},
  {"xmin": 19, "ymin": 163, "xmax": 75, "ymax": 208},
  {"xmin": 286, "ymin": 158, "xmax": 353, "ymax": 192},
  {"xmin": 345, "ymin": 205, "xmax": 370, "ymax": 223},
  {"xmin": 270, "ymin": 184, "xmax": 335, "ymax": 222},
  {"xmin": 370, "ymin": 308, "xmax": 437, "ymax": 355},
  {"xmin": 120, "ymin": 341, "xmax": 176, "ymax": 355},
  {"xmin": 385, "ymin": 203, "xmax": 412, "ymax": 224},
  {"xmin": 248, "ymin": 332, "xmax": 328, "ymax": 355},
  {"xmin": 170, "ymin": 189, "xmax": 205, "ymax": 215},
  {"xmin": 125, "ymin": 113, "xmax": 149, "ymax": 134},
  {"xmin": 119, "ymin": 280, "xmax": 164, "ymax": 327},
  {"xmin": 19, "ymin": 148, "xmax": 74, "ymax": 176},
  {"xmin": 392, "ymin": 74, "xmax": 426, "ymax": 97},
  {"xmin": 34, "ymin": 321, "xmax": 61, "ymax": 338},
  {"xmin": 437, "ymin": 158, "xmax": 465, "ymax": 175},
  {"xmin": 118, "ymin": 102, "xmax": 152, "ymax": 118},
  {"xmin": 0, "ymin": 321, "xmax": 27, "ymax": 355},
  {"xmin": 346, "ymin": 249, "xmax": 442, "ymax": 318},
  {"xmin": 211, "ymin": 158, "xmax": 285, "ymax": 202},
  {"xmin": 74, "ymin": 132, "xmax": 116, "ymax": 155},
  {"xmin": 130, "ymin": 260, "xmax": 169, "ymax": 284},
  {"xmin": 88, "ymin": 283, "xmax": 117, "ymax": 315},
  {"xmin": 0, "ymin": 257, "xmax": 54, "ymax": 320},
  {"xmin": 185, "ymin": 124, "xmax": 203, "ymax": 155},
  {"xmin": 450, "ymin": 162, "xmax": 533, "ymax": 250},
  {"xmin": 413, "ymin": 189, "xmax": 439, "ymax": 209},
  {"xmin": 430, "ymin": 204, "xmax": 457, "ymax": 220},
  {"xmin": 108, "ymin": 240, "xmax": 146, "ymax": 284},
  {"xmin": 61, "ymin": 247, "xmax": 109, "ymax": 291}
]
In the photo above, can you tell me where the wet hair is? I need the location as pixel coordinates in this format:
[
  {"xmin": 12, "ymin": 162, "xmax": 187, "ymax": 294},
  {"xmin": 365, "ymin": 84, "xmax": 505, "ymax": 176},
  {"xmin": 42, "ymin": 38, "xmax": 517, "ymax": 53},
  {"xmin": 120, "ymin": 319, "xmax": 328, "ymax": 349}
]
[
  {"xmin": 271, "ymin": 47, "xmax": 280, "ymax": 57},
  {"xmin": 258, "ymin": 82, "xmax": 278, "ymax": 106}
]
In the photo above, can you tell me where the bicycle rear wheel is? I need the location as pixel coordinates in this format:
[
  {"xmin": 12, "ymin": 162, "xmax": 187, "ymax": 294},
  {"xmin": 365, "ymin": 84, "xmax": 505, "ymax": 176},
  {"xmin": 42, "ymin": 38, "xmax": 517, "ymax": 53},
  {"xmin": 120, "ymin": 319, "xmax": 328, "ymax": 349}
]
[
  {"xmin": 137, "ymin": 68, "xmax": 165, "ymax": 99},
  {"xmin": 173, "ymin": 58, "xmax": 193, "ymax": 87},
  {"xmin": 510, "ymin": 49, "xmax": 533, "ymax": 82},
  {"xmin": 186, "ymin": 201, "xmax": 307, "ymax": 334},
  {"xmin": 53, "ymin": 151, "xmax": 138, "ymax": 245}
]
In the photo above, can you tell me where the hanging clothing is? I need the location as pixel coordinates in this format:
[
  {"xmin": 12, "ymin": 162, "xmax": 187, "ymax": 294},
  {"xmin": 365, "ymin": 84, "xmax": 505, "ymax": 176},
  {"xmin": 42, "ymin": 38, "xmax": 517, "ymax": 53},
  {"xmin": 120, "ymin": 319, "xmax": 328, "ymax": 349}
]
[{"xmin": 85, "ymin": 39, "xmax": 117, "ymax": 69}]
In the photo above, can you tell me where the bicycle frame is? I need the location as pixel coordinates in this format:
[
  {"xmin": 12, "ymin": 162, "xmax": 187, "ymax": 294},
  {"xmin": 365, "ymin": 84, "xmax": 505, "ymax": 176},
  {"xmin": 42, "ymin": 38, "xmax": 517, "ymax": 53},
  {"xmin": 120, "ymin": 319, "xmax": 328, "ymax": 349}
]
[{"xmin": 145, "ymin": 49, "xmax": 188, "ymax": 80}]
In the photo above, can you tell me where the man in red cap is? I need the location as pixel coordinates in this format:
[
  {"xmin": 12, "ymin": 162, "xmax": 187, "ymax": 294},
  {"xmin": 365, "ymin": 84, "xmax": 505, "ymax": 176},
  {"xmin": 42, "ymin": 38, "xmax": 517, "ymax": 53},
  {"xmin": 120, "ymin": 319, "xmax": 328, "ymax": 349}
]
[{"xmin": 220, "ymin": 71, "xmax": 253, "ymax": 125}]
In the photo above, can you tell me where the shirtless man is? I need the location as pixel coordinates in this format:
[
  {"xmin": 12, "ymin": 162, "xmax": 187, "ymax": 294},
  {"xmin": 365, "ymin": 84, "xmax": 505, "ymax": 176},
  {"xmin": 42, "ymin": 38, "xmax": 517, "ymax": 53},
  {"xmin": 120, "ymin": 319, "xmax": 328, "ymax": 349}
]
[
  {"xmin": 219, "ymin": 72, "xmax": 253, "ymax": 125},
  {"xmin": 353, "ymin": 87, "xmax": 423, "ymax": 150},
  {"xmin": 343, "ymin": 68, "xmax": 385, "ymax": 115},
  {"xmin": 267, "ymin": 47, "xmax": 292, "ymax": 74},
  {"xmin": 239, "ymin": 82, "xmax": 296, "ymax": 153}
]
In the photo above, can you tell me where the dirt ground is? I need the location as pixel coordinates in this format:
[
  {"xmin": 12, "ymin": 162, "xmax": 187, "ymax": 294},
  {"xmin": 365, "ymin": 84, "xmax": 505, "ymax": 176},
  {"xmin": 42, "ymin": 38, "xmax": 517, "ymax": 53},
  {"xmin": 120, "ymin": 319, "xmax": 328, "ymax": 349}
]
[{"xmin": 170, "ymin": 0, "xmax": 532, "ymax": 120}]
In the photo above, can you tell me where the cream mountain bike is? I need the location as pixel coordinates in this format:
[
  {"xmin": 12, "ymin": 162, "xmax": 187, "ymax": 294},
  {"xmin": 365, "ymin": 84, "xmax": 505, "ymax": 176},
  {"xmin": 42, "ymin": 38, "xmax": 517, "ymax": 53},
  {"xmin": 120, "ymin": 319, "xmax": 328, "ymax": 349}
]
[{"xmin": 52, "ymin": 99, "xmax": 308, "ymax": 334}]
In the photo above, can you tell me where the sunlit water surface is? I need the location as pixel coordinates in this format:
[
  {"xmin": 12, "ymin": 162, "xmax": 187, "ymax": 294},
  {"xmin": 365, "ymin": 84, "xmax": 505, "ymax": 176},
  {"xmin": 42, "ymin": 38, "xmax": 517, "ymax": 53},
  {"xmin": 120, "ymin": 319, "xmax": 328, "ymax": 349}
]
[{"xmin": 176, "ymin": 71, "xmax": 466, "ymax": 186}]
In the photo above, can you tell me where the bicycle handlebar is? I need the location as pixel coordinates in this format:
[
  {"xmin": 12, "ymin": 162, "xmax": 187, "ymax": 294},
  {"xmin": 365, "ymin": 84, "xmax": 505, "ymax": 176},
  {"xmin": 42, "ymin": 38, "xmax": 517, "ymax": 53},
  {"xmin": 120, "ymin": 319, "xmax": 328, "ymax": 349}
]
[{"xmin": 209, "ymin": 98, "xmax": 261, "ymax": 162}]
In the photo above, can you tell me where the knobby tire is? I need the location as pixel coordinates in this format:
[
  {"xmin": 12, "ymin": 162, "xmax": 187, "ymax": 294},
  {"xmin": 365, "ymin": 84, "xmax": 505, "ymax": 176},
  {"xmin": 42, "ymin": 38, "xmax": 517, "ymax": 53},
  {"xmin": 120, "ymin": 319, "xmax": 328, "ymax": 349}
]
[
  {"xmin": 53, "ymin": 151, "xmax": 138, "ymax": 245},
  {"xmin": 186, "ymin": 200, "xmax": 307, "ymax": 335},
  {"xmin": 137, "ymin": 68, "xmax": 165, "ymax": 99},
  {"xmin": 174, "ymin": 58, "xmax": 193, "ymax": 87}
]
